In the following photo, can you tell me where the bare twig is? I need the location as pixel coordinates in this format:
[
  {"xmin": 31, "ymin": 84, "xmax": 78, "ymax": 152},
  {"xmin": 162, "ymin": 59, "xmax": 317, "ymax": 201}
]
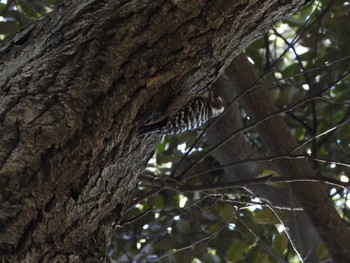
[
  {"xmin": 119, "ymin": 207, "xmax": 153, "ymax": 226},
  {"xmin": 186, "ymin": 153, "xmax": 350, "ymax": 180},
  {"xmin": 140, "ymin": 173, "xmax": 350, "ymax": 193}
]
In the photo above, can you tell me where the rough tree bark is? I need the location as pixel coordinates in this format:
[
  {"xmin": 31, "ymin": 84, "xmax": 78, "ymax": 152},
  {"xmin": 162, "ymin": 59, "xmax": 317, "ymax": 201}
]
[{"xmin": 0, "ymin": 0, "xmax": 309, "ymax": 262}]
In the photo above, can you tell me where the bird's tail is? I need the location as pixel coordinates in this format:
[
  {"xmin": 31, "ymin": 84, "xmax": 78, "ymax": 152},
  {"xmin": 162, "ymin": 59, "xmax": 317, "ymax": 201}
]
[{"xmin": 139, "ymin": 120, "xmax": 166, "ymax": 135}]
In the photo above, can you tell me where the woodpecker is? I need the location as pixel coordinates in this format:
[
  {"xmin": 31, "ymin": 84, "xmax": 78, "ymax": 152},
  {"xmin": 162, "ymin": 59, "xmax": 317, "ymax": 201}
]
[{"xmin": 139, "ymin": 91, "xmax": 225, "ymax": 135}]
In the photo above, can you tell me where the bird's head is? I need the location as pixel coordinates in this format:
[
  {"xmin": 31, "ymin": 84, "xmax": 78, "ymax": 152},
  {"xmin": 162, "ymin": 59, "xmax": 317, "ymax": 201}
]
[{"xmin": 207, "ymin": 91, "xmax": 225, "ymax": 117}]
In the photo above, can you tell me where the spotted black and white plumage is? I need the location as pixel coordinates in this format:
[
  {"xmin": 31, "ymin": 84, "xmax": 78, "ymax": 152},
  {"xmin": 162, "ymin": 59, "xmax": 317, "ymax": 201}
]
[{"xmin": 139, "ymin": 91, "xmax": 225, "ymax": 135}]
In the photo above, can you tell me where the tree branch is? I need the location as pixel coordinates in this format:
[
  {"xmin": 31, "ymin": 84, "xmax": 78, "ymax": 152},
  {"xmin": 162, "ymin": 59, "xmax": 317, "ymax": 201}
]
[{"xmin": 140, "ymin": 173, "xmax": 350, "ymax": 192}]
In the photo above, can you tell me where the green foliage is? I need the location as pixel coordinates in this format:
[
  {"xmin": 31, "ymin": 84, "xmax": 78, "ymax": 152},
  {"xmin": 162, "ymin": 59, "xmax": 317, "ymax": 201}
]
[{"xmin": 0, "ymin": 0, "xmax": 61, "ymax": 40}]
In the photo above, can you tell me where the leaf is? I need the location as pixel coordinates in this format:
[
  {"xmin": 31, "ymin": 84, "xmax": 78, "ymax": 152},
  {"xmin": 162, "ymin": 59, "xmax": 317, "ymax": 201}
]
[
  {"xmin": 252, "ymin": 209, "xmax": 286, "ymax": 225},
  {"xmin": 226, "ymin": 241, "xmax": 247, "ymax": 261},
  {"xmin": 273, "ymin": 233, "xmax": 288, "ymax": 254},
  {"xmin": 17, "ymin": 0, "xmax": 38, "ymax": 18},
  {"xmin": 217, "ymin": 203, "xmax": 236, "ymax": 221},
  {"xmin": 295, "ymin": 126, "xmax": 305, "ymax": 141},
  {"xmin": 315, "ymin": 241, "xmax": 329, "ymax": 260},
  {"xmin": 154, "ymin": 195, "xmax": 164, "ymax": 209},
  {"xmin": 207, "ymin": 223, "xmax": 220, "ymax": 234},
  {"xmin": 252, "ymin": 253, "xmax": 270, "ymax": 263}
]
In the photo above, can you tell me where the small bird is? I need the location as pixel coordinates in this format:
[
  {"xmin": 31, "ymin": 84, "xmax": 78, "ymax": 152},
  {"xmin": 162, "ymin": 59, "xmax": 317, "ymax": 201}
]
[{"xmin": 139, "ymin": 91, "xmax": 225, "ymax": 135}]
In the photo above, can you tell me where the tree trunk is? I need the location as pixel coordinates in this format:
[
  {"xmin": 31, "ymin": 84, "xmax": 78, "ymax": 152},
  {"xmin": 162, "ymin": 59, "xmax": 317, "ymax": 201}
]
[{"xmin": 0, "ymin": 1, "xmax": 308, "ymax": 262}]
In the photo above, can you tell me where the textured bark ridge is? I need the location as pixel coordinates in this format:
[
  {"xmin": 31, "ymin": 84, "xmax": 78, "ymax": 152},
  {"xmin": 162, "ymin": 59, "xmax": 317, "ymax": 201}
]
[{"xmin": 0, "ymin": 1, "xmax": 306, "ymax": 261}]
